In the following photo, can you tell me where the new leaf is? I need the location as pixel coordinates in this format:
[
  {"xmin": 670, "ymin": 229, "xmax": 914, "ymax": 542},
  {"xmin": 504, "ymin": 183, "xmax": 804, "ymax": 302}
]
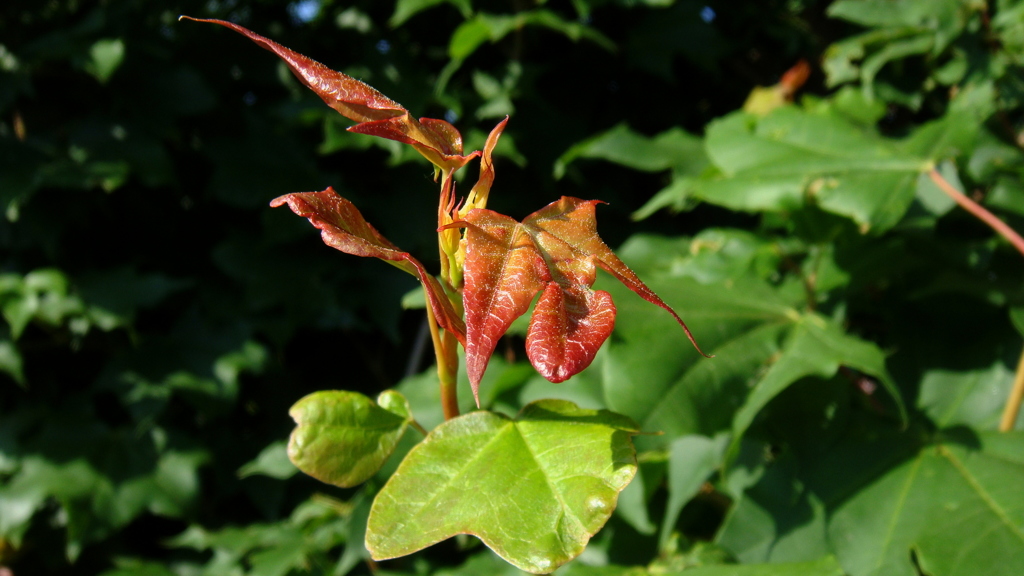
[
  {"xmin": 462, "ymin": 196, "xmax": 708, "ymax": 403},
  {"xmin": 271, "ymin": 188, "xmax": 466, "ymax": 343},
  {"xmin": 179, "ymin": 17, "xmax": 480, "ymax": 173}
]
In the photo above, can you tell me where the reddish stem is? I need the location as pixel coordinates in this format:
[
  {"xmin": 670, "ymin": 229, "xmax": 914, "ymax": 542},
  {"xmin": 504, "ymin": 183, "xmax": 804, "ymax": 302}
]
[
  {"xmin": 928, "ymin": 168, "xmax": 1024, "ymax": 258},
  {"xmin": 928, "ymin": 168, "xmax": 1024, "ymax": 432}
]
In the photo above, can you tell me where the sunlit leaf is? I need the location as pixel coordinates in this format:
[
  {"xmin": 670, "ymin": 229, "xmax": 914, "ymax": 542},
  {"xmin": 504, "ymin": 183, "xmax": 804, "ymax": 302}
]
[
  {"xmin": 461, "ymin": 197, "xmax": 708, "ymax": 402},
  {"xmin": 271, "ymin": 187, "xmax": 466, "ymax": 343},
  {"xmin": 180, "ymin": 17, "xmax": 480, "ymax": 173},
  {"xmin": 366, "ymin": 399, "xmax": 638, "ymax": 574},
  {"xmin": 288, "ymin": 390, "xmax": 412, "ymax": 488},
  {"xmin": 822, "ymin": 430, "xmax": 1024, "ymax": 576}
]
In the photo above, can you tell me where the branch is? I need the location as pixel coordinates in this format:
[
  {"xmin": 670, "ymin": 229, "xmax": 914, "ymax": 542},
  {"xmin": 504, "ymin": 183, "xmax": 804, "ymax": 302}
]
[
  {"xmin": 928, "ymin": 168, "xmax": 1024, "ymax": 432},
  {"xmin": 1001, "ymin": 347, "xmax": 1024, "ymax": 432},
  {"xmin": 928, "ymin": 168, "xmax": 1024, "ymax": 258}
]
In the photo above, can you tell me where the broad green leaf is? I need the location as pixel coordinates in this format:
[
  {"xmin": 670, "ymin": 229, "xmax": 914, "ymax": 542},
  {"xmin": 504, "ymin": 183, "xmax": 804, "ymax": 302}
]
[
  {"xmin": 820, "ymin": 431, "xmax": 1024, "ymax": 576},
  {"xmin": 366, "ymin": 399, "xmax": 639, "ymax": 574},
  {"xmin": 917, "ymin": 361, "xmax": 1018, "ymax": 430},
  {"xmin": 287, "ymin": 390, "xmax": 412, "ymax": 488},
  {"xmin": 599, "ymin": 273, "xmax": 801, "ymax": 435},
  {"xmin": 828, "ymin": 0, "xmax": 971, "ymax": 54},
  {"xmin": 698, "ymin": 107, "xmax": 975, "ymax": 232},
  {"xmin": 717, "ymin": 452, "xmax": 831, "ymax": 564},
  {"xmin": 449, "ymin": 14, "xmax": 517, "ymax": 61},
  {"xmin": 727, "ymin": 314, "xmax": 907, "ymax": 461},
  {"xmin": 660, "ymin": 434, "xmax": 727, "ymax": 546}
]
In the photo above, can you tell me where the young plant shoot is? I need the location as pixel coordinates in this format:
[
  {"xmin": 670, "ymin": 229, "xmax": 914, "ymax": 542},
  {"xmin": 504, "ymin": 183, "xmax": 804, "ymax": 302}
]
[{"xmin": 181, "ymin": 16, "xmax": 708, "ymax": 573}]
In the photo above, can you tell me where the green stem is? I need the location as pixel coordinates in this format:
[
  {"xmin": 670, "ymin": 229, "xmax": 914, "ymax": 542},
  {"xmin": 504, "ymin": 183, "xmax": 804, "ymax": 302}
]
[
  {"xmin": 1000, "ymin": 345, "xmax": 1024, "ymax": 432},
  {"xmin": 425, "ymin": 294, "xmax": 460, "ymax": 420}
]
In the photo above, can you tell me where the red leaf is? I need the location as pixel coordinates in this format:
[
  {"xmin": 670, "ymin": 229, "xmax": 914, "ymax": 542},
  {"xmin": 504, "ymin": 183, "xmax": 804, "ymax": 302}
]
[
  {"xmin": 271, "ymin": 188, "xmax": 465, "ymax": 345},
  {"xmin": 463, "ymin": 117, "xmax": 508, "ymax": 214},
  {"xmin": 349, "ymin": 117, "xmax": 480, "ymax": 174},
  {"xmin": 180, "ymin": 17, "xmax": 480, "ymax": 173},
  {"xmin": 462, "ymin": 196, "xmax": 709, "ymax": 399},
  {"xmin": 461, "ymin": 210, "xmax": 550, "ymax": 402},
  {"xmin": 179, "ymin": 17, "xmax": 404, "ymax": 123},
  {"xmin": 524, "ymin": 197, "xmax": 709, "ymax": 362}
]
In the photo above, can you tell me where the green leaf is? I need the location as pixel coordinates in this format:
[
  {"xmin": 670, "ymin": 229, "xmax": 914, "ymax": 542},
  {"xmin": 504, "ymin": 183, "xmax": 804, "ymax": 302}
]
[
  {"xmin": 698, "ymin": 107, "xmax": 975, "ymax": 232},
  {"xmin": 717, "ymin": 452, "xmax": 831, "ymax": 564},
  {"xmin": 238, "ymin": 440, "xmax": 298, "ymax": 480},
  {"xmin": 390, "ymin": 0, "xmax": 472, "ymax": 28},
  {"xmin": 917, "ymin": 361, "xmax": 1018, "ymax": 430},
  {"xmin": 665, "ymin": 556, "xmax": 845, "ymax": 575},
  {"xmin": 85, "ymin": 38, "xmax": 125, "ymax": 84},
  {"xmin": 599, "ymin": 273, "xmax": 801, "ymax": 436},
  {"xmin": 0, "ymin": 339, "xmax": 24, "ymax": 386},
  {"xmin": 553, "ymin": 124, "xmax": 706, "ymax": 180},
  {"xmin": 287, "ymin": 390, "xmax": 412, "ymax": 488},
  {"xmin": 821, "ymin": 431, "xmax": 1024, "ymax": 576},
  {"xmin": 727, "ymin": 314, "xmax": 907, "ymax": 461},
  {"xmin": 449, "ymin": 14, "xmax": 517, "ymax": 61},
  {"xmin": 366, "ymin": 399, "xmax": 638, "ymax": 573},
  {"xmin": 660, "ymin": 434, "xmax": 727, "ymax": 546}
]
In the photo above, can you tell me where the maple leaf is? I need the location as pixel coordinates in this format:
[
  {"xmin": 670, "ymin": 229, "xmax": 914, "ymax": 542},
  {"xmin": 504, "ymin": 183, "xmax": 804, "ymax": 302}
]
[
  {"xmin": 271, "ymin": 188, "xmax": 466, "ymax": 344},
  {"xmin": 179, "ymin": 16, "xmax": 479, "ymax": 174},
  {"xmin": 461, "ymin": 196, "xmax": 710, "ymax": 403}
]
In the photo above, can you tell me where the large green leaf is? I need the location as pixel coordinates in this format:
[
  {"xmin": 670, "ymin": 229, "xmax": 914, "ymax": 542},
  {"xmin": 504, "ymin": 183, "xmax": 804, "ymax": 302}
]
[
  {"xmin": 917, "ymin": 360, "xmax": 1019, "ymax": 430},
  {"xmin": 727, "ymin": 313, "xmax": 907, "ymax": 460},
  {"xmin": 365, "ymin": 399, "xmax": 638, "ymax": 574},
  {"xmin": 820, "ymin": 430, "xmax": 1024, "ymax": 576},
  {"xmin": 697, "ymin": 107, "xmax": 975, "ymax": 232},
  {"xmin": 287, "ymin": 390, "xmax": 412, "ymax": 488}
]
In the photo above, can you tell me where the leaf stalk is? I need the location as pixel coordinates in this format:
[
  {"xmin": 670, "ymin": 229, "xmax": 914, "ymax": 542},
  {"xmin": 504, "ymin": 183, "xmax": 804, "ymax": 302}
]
[
  {"xmin": 927, "ymin": 168, "xmax": 1024, "ymax": 258},
  {"xmin": 1000, "ymin": 346, "xmax": 1024, "ymax": 432}
]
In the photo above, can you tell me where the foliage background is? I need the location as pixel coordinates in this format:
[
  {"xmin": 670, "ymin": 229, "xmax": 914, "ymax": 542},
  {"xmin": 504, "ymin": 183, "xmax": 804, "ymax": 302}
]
[{"xmin": 1, "ymin": 0, "xmax": 1023, "ymax": 575}]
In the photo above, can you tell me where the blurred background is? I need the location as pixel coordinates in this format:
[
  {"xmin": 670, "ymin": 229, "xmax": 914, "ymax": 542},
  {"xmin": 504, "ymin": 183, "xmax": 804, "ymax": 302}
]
[{"xmin": 2, "ymin": 0, "xmax": 1023, "ymax": 575}]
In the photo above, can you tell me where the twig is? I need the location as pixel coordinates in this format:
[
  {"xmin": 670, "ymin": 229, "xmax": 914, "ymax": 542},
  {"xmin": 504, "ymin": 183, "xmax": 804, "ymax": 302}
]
[
  {"xmin": 1000, "ymin": 347, "xmax": 1024, "ymax": 432},
  {"xmin": 928, "ymin": 168, "xmax": 1024, "ymax": 432},
  {"xmin": 928, "ymin": 168, "xmax": 1024, "ymax": 258}
]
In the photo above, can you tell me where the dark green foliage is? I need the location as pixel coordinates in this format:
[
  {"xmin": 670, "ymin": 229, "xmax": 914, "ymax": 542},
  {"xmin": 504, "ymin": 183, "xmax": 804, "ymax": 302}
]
[{"xmin": 2, "ymin": 1, "xmax": 1023, "ymax": 575}]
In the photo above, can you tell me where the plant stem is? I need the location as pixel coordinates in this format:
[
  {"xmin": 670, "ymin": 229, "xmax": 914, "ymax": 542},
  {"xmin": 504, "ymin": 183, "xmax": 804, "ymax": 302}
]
[
  {"xmin": 424, "ymin": 300, "xmax": 460, "ymax": 420},
  {"xmin": 440, "ymin": 330, "xmax": 460, "ymax": 418},
  {"xmin": 410, "ymin": 419, "xmax": 429, "ymax": 436},
  {"xmin": 928, "ymin": 168, "xmax": 1024, "ymax": 432},
  {"xmin": 928, "ymin": 168, "xmax": 1024, "ymax": 258},
  {"xmin": 1000, "ymin": 346, "xmax": 1024, "ymax": 432}
]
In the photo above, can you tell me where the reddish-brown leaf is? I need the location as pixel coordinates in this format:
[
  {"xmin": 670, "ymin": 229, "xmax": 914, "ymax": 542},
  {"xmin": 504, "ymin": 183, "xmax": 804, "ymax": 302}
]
[
  {"xmin": 271, "ymin": 188, "xmax": 465, "ymax": 344},
  {"xmin": 349, "ymin": 116, "xmax": 480, "ymax": 174},
  {"xmin": 461, "ymin": 210, "xmax": 550, "ymax": 402},
  {"xmin": 180, "ymin": 17, "xmax": 479, "ymax": 173},
  {"xmin": 525, "ymin": 197, "xmax": 708, "ymax": 358},
  {"xmin": 462, "ymin": 196, "xmax": 709, "ymax": 399},
  {"xmin": 463, "ymin": 117, "xmax": 509, "ymax": 214},
  {"xmin": 179, "ymin": 17, "xmax": 404, "ymax": 123}
]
